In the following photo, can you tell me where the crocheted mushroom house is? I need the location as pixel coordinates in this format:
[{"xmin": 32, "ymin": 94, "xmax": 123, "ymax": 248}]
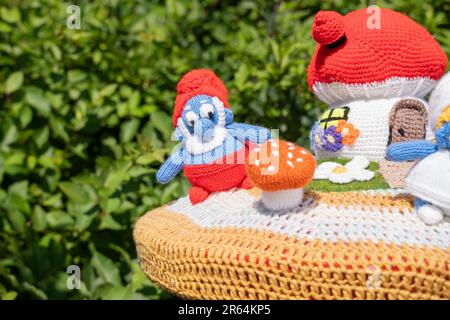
[
  {"xmin": 308, "ymin": 9, "xmax": 448, "ymax": 164},
  {"xmin": 246, "ymin": 140, "xmax": 316, "ymax": 210}
]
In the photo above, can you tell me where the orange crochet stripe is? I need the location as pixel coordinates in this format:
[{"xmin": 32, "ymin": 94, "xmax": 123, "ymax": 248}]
[
  {"xmin": 134, "ymin": 206, "xmax": 450, "ymax": 300},
  {"xmin": 248, "ymin": 188, "xmax": 415, "ymax": 214}
]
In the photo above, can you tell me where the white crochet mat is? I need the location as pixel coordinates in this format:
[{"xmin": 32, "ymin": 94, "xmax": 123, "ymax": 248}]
[{"xmin": 168, "ymin": 189, "xmax": 450, "ymax": 250}]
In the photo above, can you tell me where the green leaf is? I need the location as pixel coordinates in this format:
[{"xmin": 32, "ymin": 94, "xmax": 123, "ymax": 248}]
[
  {"xmin": 49, "ymin": 43, "xmax": 62, "ymax": 61},
  {"xmin": 150, "ymin": 110, "xmax": 172, "ymax": 139},
  {"xmin": 5, "ymin": 71, "xmax": 23, "ymax": 94},
  {"xmin": 103, "ymin": 160, "xmax": 131, "ymax": 194},
  {"xmin": 94, "ymin": 284, "xmax": 133, "ymax": 300},
  {"xmin": 45, "ymin": 210, "xmax": 74, "ymax": 228},
  {"xmin": 49, "ymin": 116, "xmax": 69, "ymax": 142},
  {"xmin": 19, "ymin": 106, "xmax": 33, "ymax": 127},
  {"xmin": 74, "ymin": 212, "xmax": 96, "ymax": 232},
  {"xmin": 8, "ymin": 180, "xmax": 28, "ymax": 198},
  {"xmin": 120, "ymin": 119, "xmax": 140, "ymax": 143},
  {"xmin": 136, "ymin": 149, "xmax": 166, "ymax": 165},
  {"xmin": 0, "ymin": 291, "xmax": 18, "ymax": 300},
  {"xmin": 5, "ymin": 209, "xmax": 26, "ymax": 234},
  {"xmin": 100, "ymin": 84, "xmax": 118, "ymax": 97},
  {"xmin": 34, "ymin": 127, "xmax": 49, "ymax": 148},
  {"xmin": 59, "ymin": 182, "xmax": 96, "ymax": 204},
  {"xmin": 100, "ymin": 197, "xmax": 121, "ymax": 214},
  {"xmin": 89, "ymin": 245, "xmax": 121, "ymax": 286},
  {"xmin": 129, "ymin": 165, "xmax": 153, "ymax": 177},
  {"xmin": 67, "ymin": 70, "xmax": 86, "ymax": 83},
  {"xmin": 99, "ymin": 214, "xmax": 123, "ymax": 230},
  {"xmin": 31, "ymin": 205, "xmax": 47, "ymax": 231},
  {"xmin": 128, "ymin": 91, "xmax": 141, "ymax": 110},
  {"xmin": 1, "ymin": 7, "xmax": 21, "ymax": 23},
  {"xmin": 25, "ymin": 87, "xmax": 51, "ymax": 116},
  {"xmin": 1, "ymin": 120, "xmax": 18, "ymax": 147}
]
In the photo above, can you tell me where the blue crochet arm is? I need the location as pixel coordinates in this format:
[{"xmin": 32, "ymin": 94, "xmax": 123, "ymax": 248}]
[
  {"xmin": 386, "ymin": 140, "xmax": 438, "ymax": 162},
  {"xmin": 226, "ymin": 122, "xmax": 271, "ymax": 144},
  {"xmin": 156, "ymin": 146, "xmax": 184, "ymax": 184}
]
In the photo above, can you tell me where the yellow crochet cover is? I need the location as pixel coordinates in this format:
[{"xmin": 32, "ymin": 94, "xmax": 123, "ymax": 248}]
[{"xmin": 134, "ymin": 188, "xmax": 450, "ymax": 300}]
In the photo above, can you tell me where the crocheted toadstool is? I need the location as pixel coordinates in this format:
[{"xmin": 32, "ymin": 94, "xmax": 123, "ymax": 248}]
[{"xmin": 246, "ymin": 140, "xmax": 316, "ymax": 210}]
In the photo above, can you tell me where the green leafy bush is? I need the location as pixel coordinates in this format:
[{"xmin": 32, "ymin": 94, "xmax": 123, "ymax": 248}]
[{"xmin": 0, "ymin": 0, "xmax": 449, "ymax": 299}]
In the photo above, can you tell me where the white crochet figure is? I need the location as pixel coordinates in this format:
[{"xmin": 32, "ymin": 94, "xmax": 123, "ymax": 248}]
[{"xmin": 387, "ymin": 73, "xmax": 450, "ymax": 225}]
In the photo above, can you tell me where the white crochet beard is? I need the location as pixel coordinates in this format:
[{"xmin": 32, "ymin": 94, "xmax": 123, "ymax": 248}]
[
  {"xmin": 177, "ymin": 97, "xmax": 228, "ymax": 155},
  {"xmin": 182, "ymin": 126, "xmax": 228, "ymax": 155}
]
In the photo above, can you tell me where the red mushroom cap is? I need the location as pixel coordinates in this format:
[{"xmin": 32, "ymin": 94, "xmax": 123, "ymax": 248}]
[{"xmin": 308, "ymin": 8, "xmax": 448, "ymax": 102}]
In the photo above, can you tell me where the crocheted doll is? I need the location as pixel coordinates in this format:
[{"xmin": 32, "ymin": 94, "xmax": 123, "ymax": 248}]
[
  {"xmin": 387, "ymin": 73, "xmax": 450, "ymax": 225},
  {"xmin": 156, "ymin": 69, "xmax": 271, "ymax": 204},
  {"xmin": 308, "ymin": 8, "xmax": 448, "ymax": 187}
]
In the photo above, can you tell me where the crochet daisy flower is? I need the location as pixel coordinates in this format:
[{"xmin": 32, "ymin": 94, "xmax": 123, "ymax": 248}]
[{"xmin": 314, "ymin": 156, "xmax": 375, "ymax": 184}]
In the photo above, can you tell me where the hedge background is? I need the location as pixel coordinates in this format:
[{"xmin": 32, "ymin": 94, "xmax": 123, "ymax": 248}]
[{"xmin": 0, "ymin": 0, "xmax": 449, "ymax": 300}]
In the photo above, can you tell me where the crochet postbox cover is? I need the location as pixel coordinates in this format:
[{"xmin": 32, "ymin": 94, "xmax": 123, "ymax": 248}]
[{"xmin": 134, "ymin": 8, "xmax": 450, "ymax": 300}]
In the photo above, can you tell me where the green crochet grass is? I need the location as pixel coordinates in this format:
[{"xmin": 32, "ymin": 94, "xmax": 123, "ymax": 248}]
[{"xmin": 307, "ymin": 158, "xmax": 390, "ymax": 192}]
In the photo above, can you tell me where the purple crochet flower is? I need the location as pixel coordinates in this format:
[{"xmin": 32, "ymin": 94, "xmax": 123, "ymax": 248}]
[{"xmin": 315, "ymin": 125, "xmax": 343, "ymax": 152}]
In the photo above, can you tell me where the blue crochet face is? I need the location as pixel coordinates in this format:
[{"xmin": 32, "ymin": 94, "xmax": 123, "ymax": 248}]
[{"xmin": 181, "ymin": 95, "xmax": 219, "ymax": 135}]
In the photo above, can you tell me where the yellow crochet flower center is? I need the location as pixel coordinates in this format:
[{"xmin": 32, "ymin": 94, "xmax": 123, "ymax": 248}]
[
  {"xmin": 437, "ymin": 105, "xmax": 450, "ymax": 129},
  {"xmin": 332, "ymin": 166, "xmax": 348, "ymax": 174}
]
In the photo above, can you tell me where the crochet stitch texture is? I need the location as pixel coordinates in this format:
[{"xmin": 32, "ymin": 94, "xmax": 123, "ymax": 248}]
[
  {"xmin": 134, "ymin": 189, "xmax": 450, "ymax": 299},
  {"xmin": 308, "ymin": 8, "xmax": 448, "ymax": 105},
  {"xmin": 138, "ymin": 8, "xmax": 450, "ymax": 300}
]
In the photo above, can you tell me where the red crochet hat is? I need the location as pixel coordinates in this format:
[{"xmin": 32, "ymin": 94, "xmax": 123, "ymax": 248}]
[
  {"xmin": 173, "ymin": 69, "xmax": 229, "ymax": 127},
  {"xmin": 308, "ymin": 8, "xmax": 448, "ymax": 106}
]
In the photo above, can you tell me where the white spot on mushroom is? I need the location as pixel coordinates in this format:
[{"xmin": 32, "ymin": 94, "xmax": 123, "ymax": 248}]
[
  {"xmin": 300, "ymin": 150, "xmax": 308, "ymax": 155},
  {"xmin": 287, "ymin": 152, "xmax": 293, "ymax": 159},
  {"xmin": 267, "ymin": 165, "xmax": 275, "ymax": 172},
  {"xmin": 286, "ymin": 160, "xmax": 294, "ymax": 168},
  {"xmin": 296, "ymin": 157, "xmax": 303, "ymax": 162},
  {"xmin": 288, "ymin": 146, "xmax": 295, "ymax": 150}
]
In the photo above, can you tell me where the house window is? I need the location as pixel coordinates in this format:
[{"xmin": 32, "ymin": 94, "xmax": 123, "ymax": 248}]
[{"xmin": 319, "ymin": 106, "xmax": 350, "ymax": 129}]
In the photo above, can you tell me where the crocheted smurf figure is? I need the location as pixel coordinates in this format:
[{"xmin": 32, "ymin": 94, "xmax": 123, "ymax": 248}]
[
  {"xmin": 307, "ymin": 8, "xmax": 448, "ymax": 188},
  {"xmin": 387, "ymin": 73, "xmax": 450, "ymax": 225},
  {"xmin": 157, "ymin": 69, "xmax": 271, "ymax": 204}
]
